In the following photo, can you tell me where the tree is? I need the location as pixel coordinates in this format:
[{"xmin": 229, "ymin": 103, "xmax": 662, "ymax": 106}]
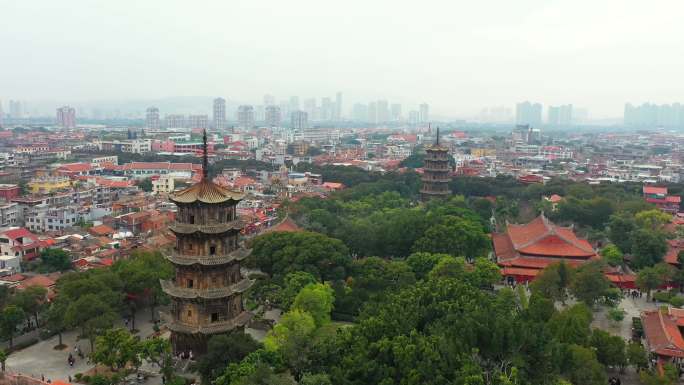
[
  {"xmin": 279, "ymin": 271, "xmax": 317, "ymax": 310},
  {"xmin": 637, "ymin": 265, "xmax": 671, "ymax": 300},
  {"xmin": 92, "ymin": 328, "xmax": 141, "ymax": 372},
  {"xmin": 569, "ymin": 262, "xmax": 610, "ymax": 307},
  {"xmin": 607, "ymin": 214, "xmax": 637, "ymax": 253},
  {"xmin": 600, "ymin": 244, "xmax": 623, "ymax": 267},
  {"xmin": 138, "ymin": 177, "xmax": 153, "ymax": 192},
  {"xmin": 589, "ymin": 329, "xmax": 627, "ymax": 368},
  {"xmin": 0, "ymin": 349, "xmax": 6, "ymax": 372},
  {"xmin": 45, "ymin": 300, "xmax": 68, "ymax": 348},
  {"xmin": 471, "ymin": 258, "xmax": 501, "ymax": 287},
  {"xmin": 405, "ymin": 252, "xmax": 449, "ymax": 280},
  {"xmin": 140, "ymin": 338, "xmax": 175, "ymax": 382},
  {"xmin": 631, "ymin": 229, "xmax": 668, "ymax": 268},
  {"xmin": 548, "ymin": 304, "xmax": 592, "ymax": 345},
  {"xmin": 12, "ymin": 286, "xmax": 47, "ymax": 327},
  {"xmin": 1, "ymin": 305, "xmax": 25, "ymax": 349},
  {"xmin": 250, "ymin": 232, "xmax": 351, "ymax": 281},
  {"xmin": 264, "ymin": 310, "xmax": 316, "ymax": 379},
  {"xmin": 194, "ymin": 333, "xmax": 260, "ymax": 385},
  {"xmin": 428, "ymin": 256, "xmax": 466, "ymax": 281},
  {"xmin": 607, "ymin": 307, "xmax": 626, "ymax": 324},
  {"xmin": 299, "ymin": 373, "xmax": 332, "ymax": 385},
  {"xmin": 64, "ymin": 294, "xmax": 117, "ymax": 351},
  {"xmin": 531, "ymin": 262, "xmax": 573, "ymax": 304},
  {"xmin": 412, "ymin": 215, "xmax": 490, "ymax": 259},
  {"xmin": 38, "ymin": 248, "xmax": 72, "ymax": 272},
  {"xmin": 626, "ymin": 342, "xmax": 648, "ymax": 370},
  {"xmin": 564, "ymin": 344, "xmax": 608, "ymax": 385},
  {"xmin": 292, "ymin": 284, "xmax": 335, "ymax": 328},
  {"xmin": 635, "ymin": 209, "xmax": 672, "ymax": 231}
]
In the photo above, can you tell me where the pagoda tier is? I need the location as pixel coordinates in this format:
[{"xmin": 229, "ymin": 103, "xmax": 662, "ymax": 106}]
[{"xmin": 164, "ymin": 171, "xmax": 253, "ymax": 355}]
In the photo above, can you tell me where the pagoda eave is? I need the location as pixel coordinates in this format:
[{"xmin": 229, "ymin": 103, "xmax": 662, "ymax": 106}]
[
  {"xmin": 166, "ymin": 248, "xmax": 251, "ymax": 266},
  {"xmin": 160, "ymin": 278, "xmax": 253, "ymax": 300},
  {"xmin": 169, "ymin": 221, "xmax": 244, "ymax": 234}
]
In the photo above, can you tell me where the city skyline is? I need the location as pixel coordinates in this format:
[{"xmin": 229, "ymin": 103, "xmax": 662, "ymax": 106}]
[{"xmin": 3, "ymin": 1, "xmax": 684, "ymax": 119}]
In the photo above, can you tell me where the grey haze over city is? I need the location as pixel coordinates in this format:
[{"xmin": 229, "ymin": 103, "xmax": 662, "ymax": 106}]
[{"xmin": 2, "ymin": 0, "xmax": 684, "ymax": 120}]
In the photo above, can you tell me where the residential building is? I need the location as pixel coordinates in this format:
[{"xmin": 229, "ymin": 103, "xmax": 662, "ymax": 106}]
[
  {"xmin": 237, "ymin": 105, "xmax": 255, "ymax": 129},
  {"xmin": 0, "ymin": 184, "xmax": 20, "ymax": 201},
  {"xmin": 419, "ymin": 103, "xmax": 430, "ymax": 123},
  {"xmin": 166, "ymin": 114, "xmax": 186, "ymax": 129},
  {"xmin": 548, "ymin": 104, "xmax": 573, "ymax": 126},
  {"xmin": 56, "ymin": 106, "xmax": 76, "ymax": 128},
  {"xmin": 265, "ymin": 106, "xmax": 281, "ymax": 127},
  {"xmin": 27, "ymin": 176, "xmax": 71, "ymax": 194},
  {"xmin": 291, "ymin": 110, "xmax": 308, "ymax": 132},
  {"xmin": 213, "ymin": 98, "xmax": 226, "ymax": 130},
  {"xmin": 187, "ymin": 115, "xmax": 209, "ymax": 130},
  {"xmin": 146, "ymin": 107, "xmax": 161, "ymax": 129},
  {"xmin": 516, "ymin": 101, "xmax": 542, "ymax": 127},
  {"xmin": 25, "ymin": 204, "xmax": 82, "ymax": 233},
  {"xmin": 0, "ymin": 227, "xmax": 42, "ymax": 260},
  {"xmin": 152, "ymin": 176, "xmax": 175, "ymax": 194},
  {"xmin": 643, "ymin": 185, "xmax": 681, "ymax": 214},
  {"xmin": 0, "ymin": 203, "xmax": 19, "ymax": 227}
]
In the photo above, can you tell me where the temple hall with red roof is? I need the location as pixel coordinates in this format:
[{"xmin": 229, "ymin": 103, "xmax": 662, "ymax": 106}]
[{"xmin": 493, "ymin": 213, "xmax": 599, "ymax": 284}]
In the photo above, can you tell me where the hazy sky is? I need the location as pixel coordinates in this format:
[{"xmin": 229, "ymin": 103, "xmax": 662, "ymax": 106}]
[{"xmin": 2, "ymin": 0, "xmax": 684, "ymax": 118}]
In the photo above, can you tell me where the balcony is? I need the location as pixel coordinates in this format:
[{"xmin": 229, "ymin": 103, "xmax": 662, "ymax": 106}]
[
  {"xmin": 165, "ymin": 311, "xmax": 252, "ymax": 335},
  {"xmin": 160, "ymin": 278, "xmax": 252, "ymax": 299}
]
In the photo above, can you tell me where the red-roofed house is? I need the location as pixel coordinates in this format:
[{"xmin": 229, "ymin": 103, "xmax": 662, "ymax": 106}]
[
  {"xmin": 644, "ymin": 185, "xmax": 681, "ymax": 214},
  {"xmin": 642, "ymin": 308, "xmax": 684, "ymax": 368},
  {"xmin": 88, "ymin": 224, "xmax": 116, "ymax": 237},
  {"xmin": 0, "ymin": 227, "xmax": 43, "ymax": 260},
  {"xmin": 267, "ymin": 217, "xmax": 302, "ymax": 233},
  {"xmin": 493, "ymin": 214, "xmax": 598, "ymax": 284}
]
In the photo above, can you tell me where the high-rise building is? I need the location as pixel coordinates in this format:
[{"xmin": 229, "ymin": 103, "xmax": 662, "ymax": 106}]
[
  {"xmin": 420, "ymin": 128, "xmax": 451, "ymax": 201},
  {"xmin": 188, "ymin": 115, "xmax": 209, "ymax": 129},
  {"xmin": 321, "ymin": 97, "xmax": 333, "ymax": 120},
  {"xmin": 335, "ymin": 92, "xmax": 343, "ymax": 120},
  {"xmin": 289, "ymin": 96, "xmax": 300, "ymax": 112},
  {"xmin": 516, "ymin": 101, "xmax": 543, "ymax": 127},
  {"xmin": 9, "ymin": 100, "xmax": 23, "ymax": 119},
  {"xmin": 377, "ymin": 100, "xmax": 389, "ymax": 122},
  {"xmin": 0, "ymin": 100, "xmax": 4, "ymax": 128},
  {"xmin": 368, "ymin": 102, "xmax": 378, "ymax": 124},
  {"xmin": 263, "ymin": 94, "xmax": 275, "ymax": 106},
  {"xmin": 213, "ymin": 98, "xmax": 226, "ymax": 130},
  {"xmin": 391, "ymin": 103, "xmax": 402, "ymax": 121},
  {"xmin": 146, "ymin": 107, "xmax": 160, "ymax": 129},
  {"xmin": 166, "ymin": 114, "xmax": 186, "ymax": 129},
  {"xmin": 237, "ymin": 105, "xmax": 255, "ymax": 129},
  {"xmin": 291, "ymin": 110, "xmax": 308, "ymax": 130},
  {"xmin": 419, "ymin": 103, "xmax": 430, "ymax": 123},
  {"xmin": 56, "ymin": 106, "xmax": 76, "ymax": 128},
  {"xmin": 547, "ymin": 104, "xmax": 572, "ymax": 126},
  {"xmin": 624, "ymin": 103, "xmax": 684, "ymax": 127},
  {"xmin": 303, "ymin": 98, "xmax": 316, "ymax": 120},
  {"xmin": 265, "ymin": 105, "xmax": 281, "ymax": 127},
  {"xmin": 164, "ymin": 132, "xmax": 252, "ymax": 355},
  {"xmin": 352, "ymin": 103, "xmax": 368, "ymax": 122},
  {"xmin": 409, "ymin": 110, "xmax": 420, "ymax": 125}
]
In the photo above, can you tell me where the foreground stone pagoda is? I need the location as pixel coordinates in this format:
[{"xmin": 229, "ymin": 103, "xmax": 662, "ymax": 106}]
[
  {"xmin": 420, "ymin": 127, "xmax": 451, "ymax": 201},
  {"xmin": 162, "ymin": 131, "xmax": 252, "ymax": 355}
]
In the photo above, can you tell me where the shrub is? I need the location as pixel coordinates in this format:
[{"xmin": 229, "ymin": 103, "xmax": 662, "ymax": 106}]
[
  {"xmin": 652, "ymin": 291, "xmax": 673, "ymax": 303},
  {"xmin": 670, "ymin": 296, "xmax": 684, "ymax": 308}
]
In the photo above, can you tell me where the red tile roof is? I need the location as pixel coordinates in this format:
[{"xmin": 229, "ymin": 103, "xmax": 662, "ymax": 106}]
[
  {"xmin": 88, "ymin": 224, "xmax": 116, "ymax": 236},
  {"xmin": 506, "ymin": 215, "xmax": 595, "ymax": 258},
  {"xmin": 17, "ymin": 275, "xmax": 56, "ymax": 290},
  {"xmin": 644, "ymin": 186, "xmax": 668, "ymax": 195},
  {"xmin": 642, "ymin": 310, "xmax": 684, "ymax": 358},
  {"xmin": 58, "ymin": 163, "xmax": 92, "ymax": 172},
  {"xmin": 267, "ymin": 217, "xmax": 302, "ymax": 233},
  {"xmin": 1, "ymin": 228, "xmax": 39, "ymax": 241}
]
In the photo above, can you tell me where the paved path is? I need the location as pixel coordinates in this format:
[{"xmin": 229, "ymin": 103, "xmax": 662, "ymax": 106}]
[{"xmin": 6, "ymin": 308, "xmax": 159, "ymax": 384}]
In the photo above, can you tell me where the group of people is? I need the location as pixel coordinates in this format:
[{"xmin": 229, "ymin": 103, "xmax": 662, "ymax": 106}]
[
  {"xmin": 177, "ymin": 350, "xmax": 194, "ymax": 361},
  {"xmin": 608, "ymin": 376, "xmax": 622, "ymax": 385},
  {"xmin": 67, "ymin": 345, "xmax": 84, "ymax": 367}
]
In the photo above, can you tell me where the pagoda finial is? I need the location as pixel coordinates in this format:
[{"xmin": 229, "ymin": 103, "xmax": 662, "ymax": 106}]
[
  {"xmin": 202, "ymin": 129, "xmax": 209, "ymax": 180},
  {"xmin": 436, "ymin": 126, "xmax": 440, "ymax": 145}
]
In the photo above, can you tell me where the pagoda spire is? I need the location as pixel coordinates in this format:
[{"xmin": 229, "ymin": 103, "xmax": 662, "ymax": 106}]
[{"xmin": 202, "ymin": 129, "xmax": 209, "ymax": 180}]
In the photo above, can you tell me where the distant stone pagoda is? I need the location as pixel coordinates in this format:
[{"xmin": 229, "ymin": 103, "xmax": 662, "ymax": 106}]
[
  {"xmin": 420, "ymin": 127, "xmax": 451, "ymax": 201},
  {"xmin": 162, "ymin": 130, "xmax": 252, "ymax": 355}
]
